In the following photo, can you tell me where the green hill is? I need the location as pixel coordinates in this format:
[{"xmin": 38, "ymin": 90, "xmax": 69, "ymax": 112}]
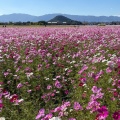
[{"xmin": 48, "ymin": 15, "xmax": 82, "ymax": 25}]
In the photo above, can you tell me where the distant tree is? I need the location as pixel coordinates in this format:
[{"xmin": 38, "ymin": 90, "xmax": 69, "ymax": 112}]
[
  {"xmin": 38, "ymin": 21, "xmax": 47, "ymax": 26},
  {"xmin": 9, "ymin": 21, "xmax": 13, "ymax": 25},
  {"xmin": 26, "ymin": 21, "xmax": 31, "ymax": 25},
  {"xmin": 14, "ymin": 22, "xmax": 22, "ymax": 25}
]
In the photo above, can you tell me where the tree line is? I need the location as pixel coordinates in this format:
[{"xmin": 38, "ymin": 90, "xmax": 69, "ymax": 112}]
[{"xmin": 1, "ymin": 21, "xmax": 120, "ymax": 26}]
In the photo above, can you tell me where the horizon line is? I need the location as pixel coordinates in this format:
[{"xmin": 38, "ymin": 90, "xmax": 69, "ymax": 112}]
[{"xmin": 0, "ymin": 13, "xmax": 120, "ymax": 17}]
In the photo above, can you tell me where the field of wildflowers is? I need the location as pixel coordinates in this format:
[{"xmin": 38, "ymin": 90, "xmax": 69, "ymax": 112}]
[{"xmin": 0, "ymin": 26, "xmax": 120, "ymax": 120}]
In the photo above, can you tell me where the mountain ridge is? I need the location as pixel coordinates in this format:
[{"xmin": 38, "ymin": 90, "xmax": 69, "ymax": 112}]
[{"xmin": 0, "ymin": 13, "xmax": 120, "ymax": 22}]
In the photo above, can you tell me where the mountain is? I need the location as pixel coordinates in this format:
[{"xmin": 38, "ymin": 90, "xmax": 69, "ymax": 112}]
[
  {"xmin": 0, "ymin": 13, "xmax": 120, "ymax": 22},
  {"xmin": 57, "ymin": 14, "xmax": 120, "ymax": 22},
  {"xmin": 0, "ymin": 13, "xmax": 37, "ymax": 22},
  {"xmin": 49, "ymin": 15, "xmax": 73, "ymax": 22}
]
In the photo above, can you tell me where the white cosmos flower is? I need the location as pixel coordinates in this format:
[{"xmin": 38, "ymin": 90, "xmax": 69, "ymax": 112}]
[
  {"xmin": 49, "ymin": 117, "xmax": 61, "ymax": 120},
  {"xmin": 102, "ymin": 59, "xmax": 108, "ymax": 63},
  {"xmin": 0, "ymin": 117, "xmax": 5, "ymax": 120}
]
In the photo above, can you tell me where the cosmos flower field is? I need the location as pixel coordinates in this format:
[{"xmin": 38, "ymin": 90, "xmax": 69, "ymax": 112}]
[{"xmin": 0, "ymin": 26, "xmax": 120, "ymax": 120}]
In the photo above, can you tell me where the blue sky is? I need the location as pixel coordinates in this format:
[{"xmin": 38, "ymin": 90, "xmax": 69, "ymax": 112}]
[{"xmin": 0, "ymin": 0, "xmax": 120, "ymax": 16}]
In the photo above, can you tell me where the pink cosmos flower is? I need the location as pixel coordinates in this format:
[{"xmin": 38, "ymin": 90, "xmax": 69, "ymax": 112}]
[
  {"xmin": 94, "ymin": 70, "xmax": 103, "ymax": 81},
  {"xmin": 36, "ymin": 108, "xmax": 45, "ymax": 119},
  {"xmin": 17, "ymin": 83, "xmax": 23, "ymax": 89},
  {"xmin": 54, "ymin": 80, "xmax": 62, "ymax": 88},
  {"xmin": 44, "ymin": 113, "xmax": 53, "ymax": 119},
  {"xmin": 4, "ymin": 72, "xmax": 9, "ymax": 77},
  {"xmin": 96, "ymin": 92, "xmax": 104, "ymax": 99},
  {"xmin": 78, "ymin": 65, "xmax": 88, "ymax": 74},
  {"xmin": 92, "ymin": 86, "xmax": 102, "ymax": 94},
  {"xmin": 69, "ymin": 118, "xmax": 76, "ymax": 120},
  {"xmin": 60, "ymin": 104, "xmax": 67, "ymax": 111},
  {"xmin": 106, "ymin": 67, "xmax": 112, "ymax": 73},
  {"xmin": 53, "ymin": 106, "xmax": 61, "ymax": 112},
  {"xmin": 86, "ymin": 101, "xmax": 100, "ymax": 113},
  {"xmin": 73, "ymin": 102, "xmax": 83, "ymax": 111},
  {"xmin": 14, "ymin": 99, "xmax": 24, "ymax": 105},
  {"xmin": 59, "ymin": 111, "xmax": 64, "ymax": 117},
  {"xmin": 47, "ymin": 85, "xmax": 52, "ymax": 90},
  {"xmin": 64, "ymin": 101, "xmax": 71, "ymax": 107},
  {"xmin": 2, "ymin": 90, "xmax": 10, "ymax": 98},
  {"xmin": 27, "ymin": 89, "xmax": 32, "ymax": 93}
]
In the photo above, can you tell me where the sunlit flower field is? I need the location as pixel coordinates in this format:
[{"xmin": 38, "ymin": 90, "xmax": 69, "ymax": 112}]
[{"xmin": 0, "ymin": 26, "xmax": 120, "ymax": 120}]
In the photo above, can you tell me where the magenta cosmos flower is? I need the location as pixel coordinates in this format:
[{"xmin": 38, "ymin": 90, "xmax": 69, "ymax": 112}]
[
  {"xmin": 10, "ymin": 94, "xmax": 18, "ymax": 103},
  {"xmin": 97, "ymin": 106, "xmax": 109, "ymax": 120},
  {"xmin": 113, "ymin": 111, "xmax": 120, "ymax": 120},
  {"xmin": 0, "ymin": 103, "xmax": 3, "ymax": 109}
]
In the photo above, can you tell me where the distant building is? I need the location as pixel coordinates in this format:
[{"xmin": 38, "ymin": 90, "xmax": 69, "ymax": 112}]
[
  {"xmin": 52, "ymin": 22, "xmax": 58, "ymax": 24},
  {"xmin": 48, "ymin": 22, "xmax": 58, "ymax": 24}
]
